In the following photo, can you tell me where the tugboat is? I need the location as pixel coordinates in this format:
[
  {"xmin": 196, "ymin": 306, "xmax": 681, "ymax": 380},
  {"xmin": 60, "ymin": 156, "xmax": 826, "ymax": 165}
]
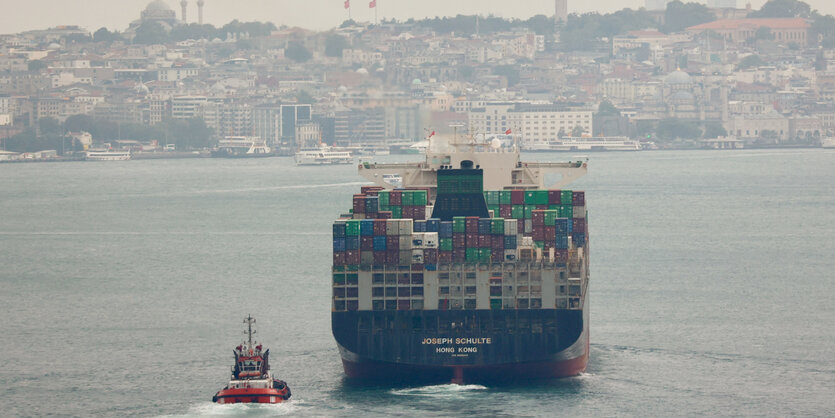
[{"xmin": 212, "ymin": 315, "xmax": 291, "ymax": 404}]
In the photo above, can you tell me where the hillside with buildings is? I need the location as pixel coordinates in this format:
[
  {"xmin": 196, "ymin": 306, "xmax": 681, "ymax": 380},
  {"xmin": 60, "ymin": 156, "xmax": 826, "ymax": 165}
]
[{"xmin": 1, "ymin": 0, "xmax": 835, "ymax": 159}]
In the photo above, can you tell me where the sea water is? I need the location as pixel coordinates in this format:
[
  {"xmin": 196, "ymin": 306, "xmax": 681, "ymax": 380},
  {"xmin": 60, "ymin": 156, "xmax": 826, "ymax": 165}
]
[{"xmin": 0, "ymin": 150, "xmax": 833, "ymax": 416}]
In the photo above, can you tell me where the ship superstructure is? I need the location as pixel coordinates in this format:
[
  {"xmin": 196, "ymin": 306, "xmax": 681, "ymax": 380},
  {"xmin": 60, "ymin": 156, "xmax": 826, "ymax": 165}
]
[{"xmin": 331, "ymin": 134, "xmax": 590, "ymax": 383}]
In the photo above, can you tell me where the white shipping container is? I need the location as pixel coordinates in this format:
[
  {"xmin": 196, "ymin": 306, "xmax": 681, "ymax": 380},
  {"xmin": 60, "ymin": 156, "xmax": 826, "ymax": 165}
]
[
  {"xmin": 399, "ymin": 235, "xmax": 413, "ymax": 250},
  {"xmin": 425, "ymin": 205, "xmax": 434, "ymax": 219},
  {"xmin": 411, "ymin": 232, "xmax": 425, "ymax": 248},
  {"xmin": 524, "ymin": 219, "xmax": 533, "ymax": 233},
  {"xmin": 504, "ymin": 219, "xmax": 518, "ymax": 236},
  {"xmin": 573, "ymin": 205, "xmax": 586, "ymax": 219},
  {"xmin": 386, "ymin": 219, "xmax": 399, "ymax": 235},
  {"xmin": 399, "ymin": 219, "xmax": 413, "ymax": 235},
  {"xmin": 422, "ymin": 232, "xmax": 438, "ymax": 249},
  {"xmin": 412, "ymin": 249, "xmax": 424, "ymax": 264},
  {"xmin": 521, "ymin": 236, "xmax": 534, "ymax": 247}
]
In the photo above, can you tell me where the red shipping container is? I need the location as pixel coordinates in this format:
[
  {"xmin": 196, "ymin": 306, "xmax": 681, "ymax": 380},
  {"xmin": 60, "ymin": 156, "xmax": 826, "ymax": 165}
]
[
  {"xmin": 453, "ymin": 248, "xmax": 466, "ymax": 262},
  {"xmin": 466, "ymin": 233, "xmax": 479, "ymax": 247},
  {"xmin": 466, "ymin": 217, "xmax": 479, "ymax": 233},
  {"xmin": 478, "ymin": 234, "xmax": 490, "ymax": 248},
  {"xmin": 411, "ymin": 264, "xmax": 424, "ymax": 271},
  {"xmin": 572, "ymin": 191, "xmax": 585, "ymax": 206},
  {"xmin": 532, "ymin": 228, "xmax": 545, "ymax": 241},
  {"xmin": 353, "ymin": 195, "xmax": 366, "ymax": 214},
  {"xmin": 548, "ymin": 190, "xmax": 561, "ymax": 204},
  {"xmin": 378, "ymin": 211, "xmax": 392, "ymax": 219},
  {"xmin": 373, "ymin": 219, "xmax": 387, "ymax": 235},
  {"xmin": 532, "ymin": 210, "xmax": 545, "ymax": 225},
  {"xmin": 373, "ymin": 251, "xmax": 386, "ymax": 265},
  {"xmin": 333, "ymin": 251, "xmax": 346, "ymax": 265},
  {"xmin": 500, "ymin": 205, "xmax": 512, "ymax": 218},
  {"xmin": 346, "ymin": 250, "xmax": 360, "ymax": 264},
  {"xmin": 386, "ymin": 236, "xmax": 399, "ymax": 250},
  {"xmin": 544, "ymin": 240, "xmax": 555, "ymax": 251},
  {"xmin": 511, "ymin": 190, "xmax": 525, "ymax": 205},
  {"xmin": 544, "ymin": 226, "xmax": 556, "ymax": 237},
  {"xmin": 492, "ymin": 235, "xmax": 504, "ymax": 250},
  {"xmin": 361, "ymin": 186, "xmax": 384, "ymax": 195},
  {"xmin": 573, "ymin": 218, "xmax": 586, "ymax": 233},
  {"xmin": 438, "ymin": 251, "xmax": 452, "ymax": 263},
  {"xmin": 424, "ymin": 249, "xmax": 438, "ymax": 264},
  {"xmin": 491, "ymin": 248, "xmax": 503, "ymax": 262},
  {"xmin": 412, "ymin": 206, "xmax": 426, "ymax": 220},
  {"xmin": 452, "ymin": 233, "xmax": 466, "ymax": 247},
  {"xmin": 386, "ymin": 250, "xmax": 399, "ymax": 264},
  {"xmin": 554, "ymin": 249, "xmax": 568, "ymax": 263},
  {"xmin": 390, "ymin": 190, "xmax": 402, "ymax": 205},
  {"xmin": 361, "ymin": 236, "xmax": 374, "ymax": 250}
]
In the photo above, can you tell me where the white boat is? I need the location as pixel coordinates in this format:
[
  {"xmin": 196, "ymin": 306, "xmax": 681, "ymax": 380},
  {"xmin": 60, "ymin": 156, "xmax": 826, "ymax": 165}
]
[
  {"xmin": 355, "ymin": 145, "xmax": 391, "ymax": 156},
  {"xmin": 295, "ymin": 146, "xmax": 353, "ymax": 165},
  {"xmin": 822, "ymin": 137, "xmax": 835, "ymax": 149},
  {"xmin": 86, "ymin": 149, "xmax": 131, "ymax": 161},
  {"xmin": 524, "ymin": 136, "xmax": 642, "ymax": 152},
  {"xmin": 212, "ymin": 136, "xmax": 272, "ymax": 158}
]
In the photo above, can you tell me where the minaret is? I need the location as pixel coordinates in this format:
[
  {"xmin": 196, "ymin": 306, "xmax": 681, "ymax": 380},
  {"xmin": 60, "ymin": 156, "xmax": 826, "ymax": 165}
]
[
  {"xmin": 180, "ymin": 0, "xmax": 188, "ymax": 23},
  {"xmin": 554, "ymin": 0, "xmax": 568, "ymax": 23},
  {"xmin": 197, "ymin": 0, "xmax": 205, "ymax": 25}
]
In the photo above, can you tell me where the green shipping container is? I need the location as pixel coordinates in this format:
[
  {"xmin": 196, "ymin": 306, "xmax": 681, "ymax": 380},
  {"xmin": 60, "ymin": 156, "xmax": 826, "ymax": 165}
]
[
  {"xmin": 402, "ymin": 190, "xmax": 414, "ymax": 206},
  {"xmin": 333, "ymin": 274, "xmax": 345, "ymax": 284},
  {"xmin": 524, "ymin": 205, "xmax": 533, "ymax": 219},
  {"xmin": 487, "ymin": 204, "xmax": 500, "ymax": 216},
  {"xmin": 544, "ymin": 210, "xmax": 557, "ymax": 226},
  {"xmin": 378, "ymin": 191, "xmax": 390, "ymax": 206},
  {"xmin": 346, "ymin": 220, "xmax": 361, "ymax": 236},
  {"xmin": 479, "ymin": 248, "xmax": 491, "ymax": 263},
  {"xmin": 524, "ymin": 191, "xmax": 537, "ymax": 205},
  {"xmin": 499, "ymin": 191, "xmax": 512, "ymax": 205},
  {"xmin": 534, "ymin": 241, "xmax": 544, "ymax": 249},
  {"xmin": 439, "ymin": 238, "xmax": 453, "ymax": 251},
  {"xmin": 490, "ymin": 298, "xmax": 502, "ymax": 310},
  {"xmin": 392, "ymin": 206, "xmax": 403, "ymax": 219},
  {"xmin": 379, "ymin": 204, "xmax": 390, "ymax": 212},
  {"xmin": 491, "ymin": 218, "xmax": 505, "ymax": 235},
  {"xmin": 486, "ymin": 191, "xmax": 500, "ymax": 205},
  {"xmin": 414, "ymin": 190, "xmax": 427, "ymax": 206},
  {"xmin": 333, "ymin": 265, "xmax": 345, "ymax": 272},
  {"xmin": 535, "ymin": 190, "xmax": 549, "ymax": 205},
  {"xmin": 453, "ymin": 216, "xmax": 466, "ymax": 233},
  {"xmin": 561, "ymin": 190, "xmax": 573, "ymax": 205},
  {"xmin": 466, "ymin": 248, "xmax": 479, "ymax": 262},
  {"xmin": 511, "ymin": 205, "xmax": 524, "ymax": 219},
  {"xmin": 560, "ymin": 205, "xmax": 574, "ymax": 218},
  {"xmin": 346, "ymin": 264, "xmax": 359, "ymax": 271}
]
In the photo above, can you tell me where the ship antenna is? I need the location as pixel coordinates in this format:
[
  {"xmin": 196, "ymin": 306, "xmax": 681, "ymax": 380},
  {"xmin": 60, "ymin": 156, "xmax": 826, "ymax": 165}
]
[{"xmin": 244, "ymin": 314, "xmax": 256, "ymax": 346}]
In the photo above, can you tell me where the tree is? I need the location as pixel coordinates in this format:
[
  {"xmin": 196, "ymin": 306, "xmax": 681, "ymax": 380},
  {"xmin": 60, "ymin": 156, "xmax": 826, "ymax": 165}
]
[
  {"xmin": 596, "ymin": 100, "xmax": 620, "ymax": 117},
  {"xmin": 93, "ymin": 27, "xmax": 124, "ymax": 43},
  {"xmin": 169, "ymin": 23, "xmax": 217, "ymax": 41},
  {"xmin": 285, "ymin": 41, "xmax": 312, "ymax": 62},
  {"xmin": 663, "ymin": 1, "xmax": 715, "ymax": 33},
  {"xmin": 324, "ymin": 34, "xmax": 350, "ymax": 58},
  {"xmin": 38, "ymin": 117, "xmax": 62, "ymax": 135},
  {"xmin": 748, "ymin": 0, "xmax": 811, "ymax": 18},
  {"xmin": 811, "ymin": 14, "xmax": 835, "ymax": 48},
  {"xmin": 28, "ymin": 60, "xmax": 47, "ymax": 72},
  {"xmin": 493, "ymin": 65, "xmax": 520, "ymax": 87},
  {"xmin": 571, "ymin": 125, "xmax": 585, "ymax": 137},
  {"xmin": 738, "ymin": 54, "xmax": 766, "ymax": 70},
  {"xmin": 133, "ymin": 21, "xmax": 168, "ymax": 45},
  {"xmin": 703, "ymin": 121, "xmax": 727, "ymax": 138}
]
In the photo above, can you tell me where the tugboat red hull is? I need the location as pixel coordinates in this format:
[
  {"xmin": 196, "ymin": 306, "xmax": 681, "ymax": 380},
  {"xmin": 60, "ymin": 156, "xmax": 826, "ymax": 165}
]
[{"xmin": 213, "ymin": 388, "xmax": 288, "ymax": 404}]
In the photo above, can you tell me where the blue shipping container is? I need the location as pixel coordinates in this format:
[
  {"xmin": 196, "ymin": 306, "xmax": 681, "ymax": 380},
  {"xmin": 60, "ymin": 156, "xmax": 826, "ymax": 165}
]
[
  {"xmin": 373, "ymin": 236, "xmax": 387, "ymax": 251},
  {"xmin": 504, "ymin": 235, "xmax": 517, "ymax": 249},
  {"xmin": 478, "ymin": 218, "xmax": 491, "ymax": 235},
  {"xmin": 425, "ymin": 264, "xmax": 437, "ymax": 271},
  {"xmin": 365, "ymin": 196, "xmax": 379, "ymax": 213},
  {"xmin": 360, "ymin": 219, "xmax": 374, "ymax": 236},
  {"xmin": 556, "ymin": 235, "xmax": 569, "ymax": 249},
  {"xmin": 345, "ymin": 237, "xmax": 360, "ymax": 250},
  {"xmin": 439, "ymin": 221, "xmax": 454, "ymax": 238},
  {"xmin": 333, "ymin": 238, "xmax": 346, "ymax": 251},
  {"xmin": 414, "ymin": 220, "xmax": 427, "ymax": 232},
  {"xmin": 333, "ymin": 222, "xmax": 346, "ymax": 238},
  {"xmin": 426, "ymin": 218, "xmax": 440, "ymax": 232}
]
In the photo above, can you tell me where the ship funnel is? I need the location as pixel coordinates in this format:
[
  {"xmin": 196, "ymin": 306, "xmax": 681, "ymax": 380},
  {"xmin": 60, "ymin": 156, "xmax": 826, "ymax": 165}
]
[{"xmin": 460, "ymin": 160, "xmax": 474, "ymax": 169}]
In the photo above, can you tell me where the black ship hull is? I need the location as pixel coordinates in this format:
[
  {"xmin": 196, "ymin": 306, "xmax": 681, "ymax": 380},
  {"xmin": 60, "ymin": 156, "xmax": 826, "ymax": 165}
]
[{"xmin": 332, "ymin": 306, "xmax": 588, "ymax": 383}]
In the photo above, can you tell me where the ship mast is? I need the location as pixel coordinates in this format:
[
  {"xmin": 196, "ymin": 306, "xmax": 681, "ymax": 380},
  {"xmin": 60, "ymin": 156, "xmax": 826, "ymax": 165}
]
[{"xmin": 244, "ymin": 314, "xmax": 256, "ymax": 347}]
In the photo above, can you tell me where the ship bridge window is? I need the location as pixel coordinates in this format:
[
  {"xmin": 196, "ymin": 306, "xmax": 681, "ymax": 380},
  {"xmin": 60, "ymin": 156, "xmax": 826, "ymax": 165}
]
[{"xmin": 465, "ymin": 272, "xmax": 477, "ymax": 280}]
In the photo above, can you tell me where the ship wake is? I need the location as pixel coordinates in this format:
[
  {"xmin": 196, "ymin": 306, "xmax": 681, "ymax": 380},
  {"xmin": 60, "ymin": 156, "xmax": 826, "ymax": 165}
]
[{"xmin": 390, "ymin": 384, "xmax": 488, "ymax": 398}]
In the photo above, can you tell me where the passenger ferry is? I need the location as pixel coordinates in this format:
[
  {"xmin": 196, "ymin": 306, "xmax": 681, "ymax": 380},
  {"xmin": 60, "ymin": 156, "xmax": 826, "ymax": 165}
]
[
  {"xmin": 295, "ymin": 145, "xmax": 353, "ymax": 165},
  {"xmin": 212, "ymin": 137, "xmax": 272, "ymax": 158},
  {"xmin": 85, "ymin": 148, "xmax": 131, "ymax": 161},
  {"xmin": 525, "ymin": 136, "xmax": 641, "ymax": 152}
]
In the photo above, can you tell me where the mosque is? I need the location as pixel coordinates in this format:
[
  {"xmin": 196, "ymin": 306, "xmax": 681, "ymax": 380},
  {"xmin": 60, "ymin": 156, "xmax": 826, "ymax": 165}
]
[{"xmin": 124, "ymin": 0, "xmax": 206, "ymax": 39}]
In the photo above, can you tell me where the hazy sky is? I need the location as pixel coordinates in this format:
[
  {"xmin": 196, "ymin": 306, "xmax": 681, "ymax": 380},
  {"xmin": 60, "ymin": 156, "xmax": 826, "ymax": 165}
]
[{"xmin": 2, "ymin": 0, "xmax": 834, "ymax": 34}]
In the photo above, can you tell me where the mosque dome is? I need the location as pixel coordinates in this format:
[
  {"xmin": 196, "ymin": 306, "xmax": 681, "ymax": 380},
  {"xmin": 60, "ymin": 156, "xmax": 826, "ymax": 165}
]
[
  {"xmin": 141, "ymin": 0, "xmax": 176, "ymax": 21},
  {"xmin": 145, "ymin": 0, "xmax": 173, "ymax": 12},
  {"xmin": 665, "ymin": 69, "xmax": 692, "ymax": 85}
]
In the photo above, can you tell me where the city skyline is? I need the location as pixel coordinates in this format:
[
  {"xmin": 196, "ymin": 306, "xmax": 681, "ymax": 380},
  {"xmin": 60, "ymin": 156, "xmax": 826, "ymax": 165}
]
[{"xmin": 2, "ymin": 0, "xmax": 835, "ymax": 35}]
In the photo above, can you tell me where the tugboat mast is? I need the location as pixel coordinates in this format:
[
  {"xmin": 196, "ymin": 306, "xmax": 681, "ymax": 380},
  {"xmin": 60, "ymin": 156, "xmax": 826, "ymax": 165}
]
[{"xmin": 244, "ymin": 314, "xmax": 256, "ymax": 347}]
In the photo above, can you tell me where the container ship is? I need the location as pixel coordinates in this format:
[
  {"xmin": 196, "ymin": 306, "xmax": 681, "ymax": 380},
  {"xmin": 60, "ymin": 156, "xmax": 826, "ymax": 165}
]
[{"xmin": 331, "ymin": 135, "xmax": 590, "ymax": 383}]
